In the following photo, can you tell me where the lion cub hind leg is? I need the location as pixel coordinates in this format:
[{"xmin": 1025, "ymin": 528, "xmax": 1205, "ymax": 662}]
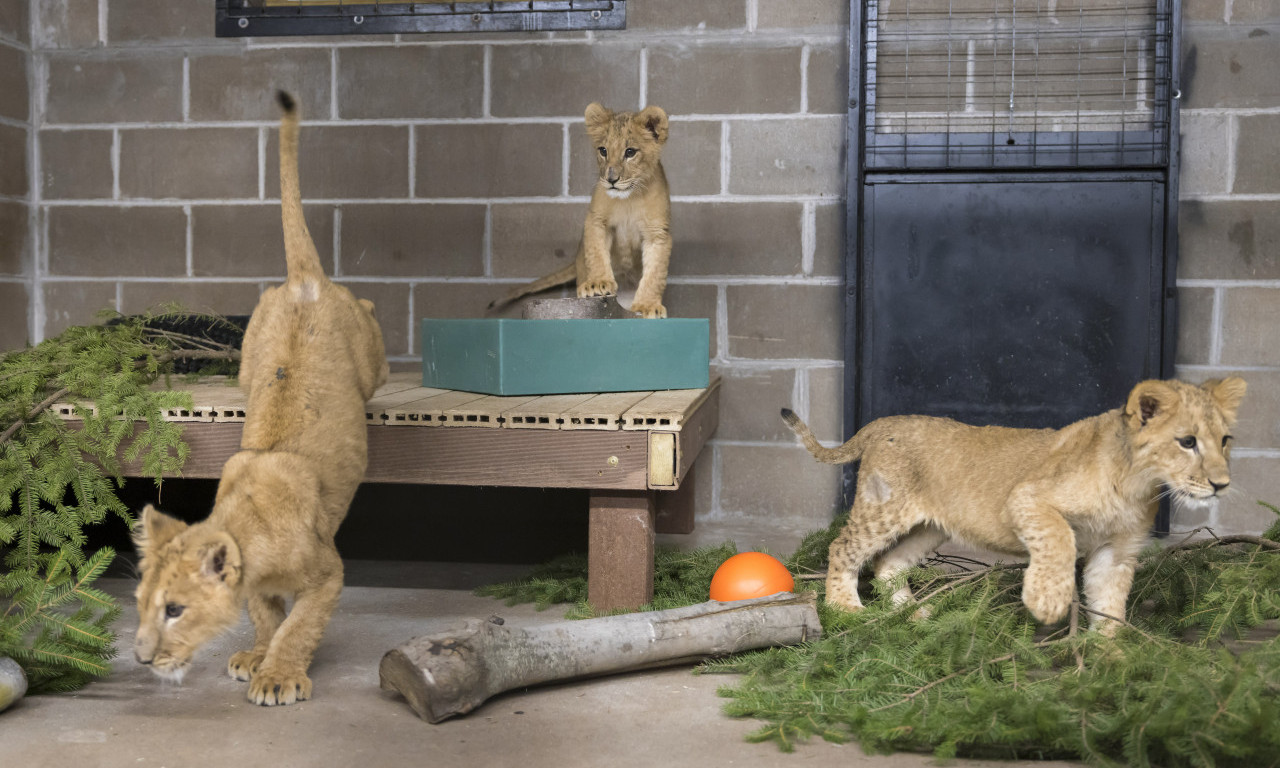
[
  {"xmin": 873, "ymin": 523, "xmax": 949, "ymax": 609},
  {"xmin": 826, "ymin": 492, "xmax": 925, "ymax": 613},
  {"xmin": 228, "ymin": 594, "xmax": 286, "ymax": 682}
]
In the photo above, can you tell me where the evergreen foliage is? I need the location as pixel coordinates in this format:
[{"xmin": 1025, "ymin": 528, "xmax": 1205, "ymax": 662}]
[
  {"xmin": 479, "ymin": 505, "xmax": 1280, "ymax": 766},
  {"xmin": 0, "ymin": 310, "xmax": 241, "ymax": 693}
]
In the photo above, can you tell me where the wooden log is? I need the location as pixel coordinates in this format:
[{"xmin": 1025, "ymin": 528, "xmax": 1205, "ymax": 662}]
[{"xmin": 379, "ymin": 592, "xmax": 821, "ymax": 723}]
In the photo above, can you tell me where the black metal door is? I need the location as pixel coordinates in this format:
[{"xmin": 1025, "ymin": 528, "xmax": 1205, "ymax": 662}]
[{"xmin": 844, "ymin": 0, "xmax": 1182, "ymax": 523}]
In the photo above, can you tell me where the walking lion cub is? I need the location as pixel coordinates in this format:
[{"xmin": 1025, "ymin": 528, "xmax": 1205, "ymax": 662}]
[
  {"xmin": 783, "ymin": 377, "xmax": 1246, "ymax": 633},
  {"xmin": 132, "ymin": 93, "xmax": 388, "ymax": 705}
]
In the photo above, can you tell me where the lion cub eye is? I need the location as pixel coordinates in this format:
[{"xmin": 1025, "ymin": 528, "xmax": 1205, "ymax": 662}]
[
  {"xmin": 1177, "ymin": 435, "xmax": 1197, "ymax": 450},
  {"xmin": 597, "ymin": 147, "xmax": 607, "ymax": 158},
  {"xmin": 165, "ymin": 603, "xmax": 185, "ymax": 620},
  {"xmin": 624, "ymin": 147, "xmax": 638, "ymax": 159}
]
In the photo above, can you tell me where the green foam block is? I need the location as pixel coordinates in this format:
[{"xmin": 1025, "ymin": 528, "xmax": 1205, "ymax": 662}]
[{"xmin": 421, "ymin": 318, "xmax": 711, "ymax": 395}]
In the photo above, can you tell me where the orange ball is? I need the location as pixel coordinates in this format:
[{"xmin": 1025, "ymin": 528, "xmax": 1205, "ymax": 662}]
[{"xmin": 709, "ymin": 552, "xmax": 795, "ymax": 602}]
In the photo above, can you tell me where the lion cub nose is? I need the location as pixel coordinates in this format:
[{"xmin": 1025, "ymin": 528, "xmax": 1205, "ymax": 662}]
[
  {"xmin": 1210, "ymin": 479, "xmax": 1229, "ymax": 493},
  {"xmin": 134, "ymin": 651, "xmax": 152, "ymax": 665}
]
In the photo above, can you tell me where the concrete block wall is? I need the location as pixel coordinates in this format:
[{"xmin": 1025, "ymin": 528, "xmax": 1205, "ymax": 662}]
[
  {"xmin": 8, "ymin": 0, "xmax": 1278, "ymax": 549},
  {"xmin": 1175, "ymin": 0, "xmax": 1280, "ymax": 534},
  {"xmin": 0, "ymin": 0, "xmax": 30, "ymax": 350}
]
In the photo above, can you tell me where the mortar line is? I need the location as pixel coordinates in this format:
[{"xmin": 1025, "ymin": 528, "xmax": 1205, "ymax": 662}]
[
  {"xmin": 1209, "ymin": 286, "xmax": 1225, "ymax": 366},
  {"xmin": 333, "ymin": 205, "xmax": 343, "ymax": 276},
  {"xmin": 638, "ymin": 46, "xmax": 648, "ymax": 108},
  {"xmin": 800, "ymin": 44, "xmax": 810, "ymax": 114},
  {"xmin": 482, "ymin": 45, "xmax": 492, "ymax": 118},
  {"xmin": 407, "ymin": 124, "xmax": 416, "ymax": 198},
  {"xmin": 330, "ymin": 49, "xmax": 339, "ymax": 120},
  {"xmin": 111, "ymin": 128, "xmax": 121, "ymax": 200},
  {"xmin": 98, "ymin": 0, "xmax": 108, "ymax": 46},
  {"xmin": 801, "ymin": 201, "xmax": 816, "ymax": 275},
  {"xmin": 184, "ymin": 204, "xmax": 193, "ymax": 276},
  {"xmin": 182, "ymin": 56, "xmax": 191, "ymax": 122},
  {"xmin": 257, "ymin": 127, "xmax": 267, "ymax": 200}
]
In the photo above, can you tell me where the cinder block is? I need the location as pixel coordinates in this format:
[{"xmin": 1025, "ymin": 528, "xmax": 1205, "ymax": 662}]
[
  {"xmin": 0, "ymin": 281, "xmax": 28, "ymax": 350},
  {"xmin": 490, "ymin": 202, "xmax": 582, "ymax": 278},
  {"xmin": 1218, "ymin": 370, "xmax": 1280, "ymax": 451},
  {"xmin": 414, "ymin": 281, "xmax": 526, "ymax": 321},
  {"xmin": 34, "ymin": 0, "xmax": 97, "ymax": 48},
  {"xmin": 728, "ymin": 117, "xmax": 845, "ymax": 196},
  {"xmin": 265, "ymin": 125, "xmax": 410, "ymax": 200},
  {"xmin": 756, "ymin": 0, "xmax": 848, "ymax": 31},
  {"xmin": 568, "ymin": 119, "xmax": 721, "ymax": 197},
  {"xmin": 806, "ymin": 45, "xmax": 850, "ymax": 116},
  {"xmin": 189, "ymin": 49, "xmax": 331, "ymax": 122},
  {"xmin": 0, "ymin": 0, "xmax": 30, "ymax": 44},
  {"xmin": 669, "ymin": 202, "xmax": 804, "ymax": 276},
  {"xmin": 0, "ymin": 124, "xmax": 26, "ymax": 198},
  {"xmin": 1234, "ymin": 115, "xmax": 1280, "ymax": 194},
  {"xmin": 106, "ymin": 0, "xmax": 216, "ymax": 43},
  {"xmin": 0, "ymin": 201, "xmax": 27, "ymax": 276},
  {"xmin": 648, "ymin": 45, "xmax": 803, "ymax": 115},
  {"xmin": 0, "ymin": 45, "xmax": 27, "ymax": 121},
  {"xmin": 807, "ymin": 365, "xmax": 845, "ymax": 443},
  {"xmin": 719, "ymin": 443, "xmax": 843, "ymax": 522},
  {"xmin": 47, "ymin": 206, "xmax": 187, "ymax": 277},
  {"xmin": 119, "ymin": 128, "xmax": 259, "ymax": 200},
  {"xmin": 46, "ymin": 53, "xmax": 184, "ymax": 124},
  {"xmin": 1178, "ymin": 112, "xmax": 1231, "ymax": 196},
  {"xmin": 726, "ymin": 284, "xmax": 843, "ymax": 360},
  {"xmin": 42, "ymin": 280, "xmax": 118, "ymax": 337},
  {"xmin": 717, "ymin": 367, "xmax": 797, "ymax": 441},
  {"xmin": 626, "ymin": 0, "xmax": 746, "ymax": 32},
  {"xmin": 40, "ymin": 130, "xmax": 114, "ymax": 200},
  {"xmin": 339, "ymin": 203, "xmax": 486, "ymax": 277},
  {"xmin": 338, "ymin": 46, "xmax": 483, "ymax": 119},
  {"xmin": 191, "ymin": 204, "xmax": 335, "ymax": 277},
  {"xmin": 1212, "ymin": 457, "xmax": 1280, "ymax": 534},
  {"xmin": 490, "ymin": 45, "xmax": 640, "ymax": 117},
  {"xmin": 1175, "ymin": 287, "xmax": 1214, "ymax": 366},
  {"xmin": 1220, "ymin": 287, "xmax": 1280, "ymax": 367},
  {"xmin": 1182, "ymin": 0, "xmax": 1226, "ymax": 23},
  {"xmin": 812, "ymin": 202, "xmax": 845, "ymax": 277},
  {"xmin": 416, "ymin": 123, "xmax": 562, "ymax": 198},
  {"xmin": 1181, "ymin": 29, "xmax": 1280, "ymax": 109},
  {"xmin": 119, "ymin": 280, "xmax": 262, "ymax": 316},
  {"xmin": 336, "ymin": 280, "xmax": 410, "ymax": 357},
  {"xmin": 663, "ymin": 283, "xmax": 719, "ymax": 357},
  {"xmin": 1179, "ymin": 200, "xmax": 1280, "ymax": 280},
  {"xmin": 1231, "ymin": 0, "xmax": 1280, "ymax": 23}
]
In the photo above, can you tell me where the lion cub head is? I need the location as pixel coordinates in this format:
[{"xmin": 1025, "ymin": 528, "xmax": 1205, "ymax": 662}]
[
  {"xmin": 131, "ymin": 505, "xmax": 242, "ymax": 682},
  {"xmin": 1124, "ymin": 377, "xmax": 1247, "ymax": 508},
  {"xmin": 584, "ymin": 102, "xmax": 668, "ymax": 200}
]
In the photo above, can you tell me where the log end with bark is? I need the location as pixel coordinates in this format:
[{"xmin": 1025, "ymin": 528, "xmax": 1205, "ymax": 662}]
[{"xmin": 380, "ymin": 592, "xmax": 822, "ymax": 723}]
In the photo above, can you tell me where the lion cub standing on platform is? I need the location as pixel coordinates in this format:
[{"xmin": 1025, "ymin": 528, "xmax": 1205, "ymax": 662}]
[
  {"xmin": 132, "ymin": 92, "xmax": 388, "ymax": 706},
  {"xmin": 783, "ymin": 377, "xmax": 1246, "ymax": 635},
  {"xmin": 490, "ymin": 102, "xmax": 673, "ymax": 318}
]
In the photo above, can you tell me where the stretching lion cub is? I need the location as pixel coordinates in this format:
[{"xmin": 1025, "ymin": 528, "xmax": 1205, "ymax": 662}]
[
  {"xmin": 784, "ymin": 377, "xmax": 1246, "ymax": 634},
  {"xmin": 490, "ymin": 102, "xmax": 672, "ymax": 318},
  {"xmin": 132, "ymin": 92, "xmax": 388, "ymax": 705}
]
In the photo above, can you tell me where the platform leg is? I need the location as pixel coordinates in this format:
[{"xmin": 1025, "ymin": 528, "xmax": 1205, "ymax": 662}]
[
  {"xmin": 655, "ymin": 462, "xmax": 698, "ymax": 535},
  {"xmin": 587, "ymin": 490, "xmax": 656, "ymax": 611}
]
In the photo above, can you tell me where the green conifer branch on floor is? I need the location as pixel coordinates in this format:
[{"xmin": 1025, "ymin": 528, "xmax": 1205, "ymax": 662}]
[
  {"xmin": 0, "ymin": 310, "xmax": 242, "ymax": 694},
  {"xmin": 479, "ymin": 503, "xmax": 1280, "ymax": 766}
]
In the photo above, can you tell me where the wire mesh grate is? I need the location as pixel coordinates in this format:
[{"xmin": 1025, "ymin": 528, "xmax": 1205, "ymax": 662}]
[{"xmin": 863, "ymin": 0, "xmax": 1173, "ymax": 169}]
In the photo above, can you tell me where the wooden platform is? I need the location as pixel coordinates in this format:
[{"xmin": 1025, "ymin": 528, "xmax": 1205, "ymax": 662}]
[{"xmin": 90, "ymin": 373, "xmax": 720, "ymax": 610}]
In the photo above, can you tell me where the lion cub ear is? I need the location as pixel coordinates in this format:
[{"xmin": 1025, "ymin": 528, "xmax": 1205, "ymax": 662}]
[
  {"xmin": 1203, "ymin": 377, "xmax": 1247, "ymax": 422},
  {"xmin": 133, "ymin": 504, "xmax": 187, "ymax": 556},
  {"xmin": 584, "ymin": 102, "xmax": 612, "ymax": 136},
  {"xmin": 1124, "ymin": 380, "xmax": 1176, "ymax": 428},
  {"xmin": 198, "ymin": 533, "xmax": 242, "ymax": 587},
  {"xmin": 636, "ymin": 105, "xmax": 669, "ymax": 144}
]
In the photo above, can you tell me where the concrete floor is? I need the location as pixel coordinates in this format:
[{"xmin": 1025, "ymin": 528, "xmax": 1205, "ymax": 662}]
[{"xmin": 2, "ymin": 560, "xmax": 1082, "ymax": 768}]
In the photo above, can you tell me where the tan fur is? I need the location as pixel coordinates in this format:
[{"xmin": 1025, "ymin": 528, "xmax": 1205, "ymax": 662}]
[
  {"xmin": 490, "ymin": 102, "xmax": 673, "ymax": 318},
  {"xmin": 132, "ymin": 92, "xmax": 389, "ymax": 705},
  {"xmin": 784, "ymin": 377, "xmax": 1247, "ymax": 634}
]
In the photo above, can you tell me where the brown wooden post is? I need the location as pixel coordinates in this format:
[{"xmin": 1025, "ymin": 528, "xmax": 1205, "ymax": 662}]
[
  {"xmin": 587, "ymin": 490, "xmax": 656, "ymax": 611},
  {"xmin": 655, "ymin": 462, "xmax": 697, "ymax": 534}
]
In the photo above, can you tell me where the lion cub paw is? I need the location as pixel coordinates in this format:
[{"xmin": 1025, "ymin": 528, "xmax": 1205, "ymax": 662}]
[
  {"xmin": 1022, "ymin": 571, "xmax": 1075, "ymax": 625},
  {"xmin": 248, "ymin": 667, "xmax": 312, "ymax": 706},
  {"xmin": 578, "ymin": 279, "xmax": 618, "ymax": 298},
  {"xmin": 228, "ymin": 651, "xmax": 265, "ymax": 682},
  {"xmin": 630, "ymin": 301, "xmax": 667, "ymax": 319}
]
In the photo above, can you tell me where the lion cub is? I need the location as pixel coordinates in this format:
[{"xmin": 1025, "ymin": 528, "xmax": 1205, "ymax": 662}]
[
  {"xmin": 784, "ymin": 377, "xmax": 1246, "ymax": 634},
  {"xmin": 490, "ymin": 102, "xmax": 673, "ymax": 318},
  {"xmin": 132, "ymin": 92, "xmax": 388, "ymax": 705}
]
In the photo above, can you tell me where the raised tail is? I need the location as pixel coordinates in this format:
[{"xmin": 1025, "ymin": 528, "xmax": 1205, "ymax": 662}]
[
  {"xmin": 780, "ymin": 408, "xmax": 865, "ymax": 465},
  {"xmin": 277, "ymin": 91, "xmax": 326, "ymax": 288},
  {"xmin": 487, "ymin": 263, "xmax": 577, "ymax": 312}
]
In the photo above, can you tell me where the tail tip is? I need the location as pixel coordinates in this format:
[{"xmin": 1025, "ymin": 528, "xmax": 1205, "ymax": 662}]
[
  {"xmin": 780, "ymin": 407, "xmax": 798, "ymax": 424},
  {"xmin": 276, "ymin": 90, "xmax": 297, "ymax": 114}
]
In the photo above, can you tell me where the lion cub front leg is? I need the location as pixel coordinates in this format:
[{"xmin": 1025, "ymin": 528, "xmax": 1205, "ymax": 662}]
[
  {"xmin": 577, "ymin": 218, "xmax": 617, "ymax": 298},
  {"xmin": 1082, "ymin": 534, "xmax": 1145, "ymax": 636},
  {"xmin": 1010, "ymin": 499, "xmax": 1078, "ymax": 625},
  {"xmin": 629, "ymin": 227, "xmax": 671, "ymax": 319},
  {"xmin": 228, "ymin": 594, "xmax": 286, "ymax": 681},
  {"xmin": 248, "ymin": 559, "xmax": 343, "ymax": 706}
]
